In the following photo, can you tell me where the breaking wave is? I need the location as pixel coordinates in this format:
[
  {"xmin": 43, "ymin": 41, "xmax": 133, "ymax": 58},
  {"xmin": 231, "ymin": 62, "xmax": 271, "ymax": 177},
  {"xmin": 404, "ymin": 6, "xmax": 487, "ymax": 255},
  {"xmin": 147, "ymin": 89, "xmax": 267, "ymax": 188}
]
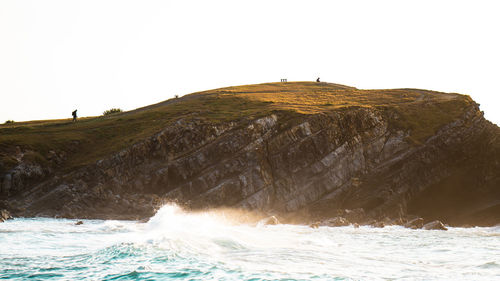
[{"xmin": 1, "ymin": 204, "xmax": 499, "ymax": 280}]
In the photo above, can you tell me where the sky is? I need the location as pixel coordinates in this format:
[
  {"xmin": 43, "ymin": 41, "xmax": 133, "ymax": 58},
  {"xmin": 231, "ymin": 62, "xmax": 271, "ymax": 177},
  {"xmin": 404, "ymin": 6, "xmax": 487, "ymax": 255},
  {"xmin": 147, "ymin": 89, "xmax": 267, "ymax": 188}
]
[{"xmin": 1, "ymin": 0, "xmax": 499, "ymax": 125}]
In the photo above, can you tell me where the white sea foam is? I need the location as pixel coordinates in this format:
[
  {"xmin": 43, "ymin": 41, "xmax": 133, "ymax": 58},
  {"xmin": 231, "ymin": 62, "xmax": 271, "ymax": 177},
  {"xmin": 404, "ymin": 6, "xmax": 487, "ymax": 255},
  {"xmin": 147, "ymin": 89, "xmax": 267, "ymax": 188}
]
[{"xmin": 1, "ymin": 204, "xmax": 499, "ymax": 280}]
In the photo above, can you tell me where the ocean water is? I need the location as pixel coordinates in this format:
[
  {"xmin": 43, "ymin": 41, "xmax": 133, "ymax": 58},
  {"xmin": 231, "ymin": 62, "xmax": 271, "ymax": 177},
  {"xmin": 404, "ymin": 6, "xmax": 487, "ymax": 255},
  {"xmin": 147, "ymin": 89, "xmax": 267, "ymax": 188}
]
[{"xmin": 1, "ymin": 205, "xmax": 499, "ymax": 280}]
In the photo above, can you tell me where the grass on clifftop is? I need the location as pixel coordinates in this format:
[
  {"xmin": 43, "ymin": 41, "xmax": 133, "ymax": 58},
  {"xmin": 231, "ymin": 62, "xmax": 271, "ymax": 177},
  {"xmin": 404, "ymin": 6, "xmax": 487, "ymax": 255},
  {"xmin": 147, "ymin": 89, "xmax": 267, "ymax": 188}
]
[{"xmin": 0, "ymin": 81, "xmax": 473, "ymax": 173}]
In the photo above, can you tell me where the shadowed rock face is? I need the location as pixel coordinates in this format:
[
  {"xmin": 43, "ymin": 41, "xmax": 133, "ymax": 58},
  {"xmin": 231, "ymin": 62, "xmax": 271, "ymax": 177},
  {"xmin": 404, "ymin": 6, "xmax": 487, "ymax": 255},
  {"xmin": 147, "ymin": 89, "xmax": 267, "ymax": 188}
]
[{"xmin": 1, "ymin": 94, "xmax": 499, "ymax": 225}]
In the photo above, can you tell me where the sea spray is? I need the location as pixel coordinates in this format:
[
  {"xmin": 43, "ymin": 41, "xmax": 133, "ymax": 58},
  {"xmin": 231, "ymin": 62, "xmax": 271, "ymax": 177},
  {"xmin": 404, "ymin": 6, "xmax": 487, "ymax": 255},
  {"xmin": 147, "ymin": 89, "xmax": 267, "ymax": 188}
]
[
  {"xmin": 139, "ymin": 204, "xmax": 249, "ymax": 257},
  {"xmin": 1, "ymin": 204, "xmax": 499, "ymax": 280}
]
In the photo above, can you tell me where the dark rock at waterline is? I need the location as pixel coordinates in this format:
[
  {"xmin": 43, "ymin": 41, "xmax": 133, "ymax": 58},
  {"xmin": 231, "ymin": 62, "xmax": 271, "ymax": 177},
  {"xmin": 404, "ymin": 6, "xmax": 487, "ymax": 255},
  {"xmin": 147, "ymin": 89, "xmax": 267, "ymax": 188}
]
[
  {"xmin": 405, "ymin": 218, "xmax": 424, "ymax": 229},
  {"xmin": 0, "ymin": 209, "xmax": 12, "ymax": 222},
  {"xmin": 309, "ymin": 222, "xmax": 320, "ymax": 229},
  {"xmin": 322, "ymin": 217, "xmax": 350, "ymax": 227},
  {"xmin": 75, "ymin": 220, "xmax": 83, "ymax": 225},
  {"xmin": 423, "ymin": 220, "xmax": 448, "ymax": 230},
  {"xmin": 390, "ymin": 218, "xmax": 405, "ymax": 226},
  {"xmin": 262, "ymin": 215, "xmax": 280, "ymax": 225},
  {"xmin": 371, "ymin": 221, "xmax": 385, "ymax": 228}
]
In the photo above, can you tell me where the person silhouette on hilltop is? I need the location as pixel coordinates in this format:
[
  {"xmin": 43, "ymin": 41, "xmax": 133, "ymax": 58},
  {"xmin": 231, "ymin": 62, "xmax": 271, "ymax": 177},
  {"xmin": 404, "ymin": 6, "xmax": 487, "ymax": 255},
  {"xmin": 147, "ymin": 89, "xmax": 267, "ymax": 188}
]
[
  {"xmin": 72, "ymin": 110, "xmax": 77, "ymax": 122},
  {"xmin": 316, "ymin": 77, "xmax": 320, "ymax": 82}
]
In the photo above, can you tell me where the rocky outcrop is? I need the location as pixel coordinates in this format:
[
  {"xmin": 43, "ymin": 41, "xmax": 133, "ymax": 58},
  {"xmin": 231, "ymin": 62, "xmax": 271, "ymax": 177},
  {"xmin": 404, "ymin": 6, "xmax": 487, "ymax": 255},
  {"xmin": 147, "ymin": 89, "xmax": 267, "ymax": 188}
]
[
  {"xmin": 0, "ymin": 151, "xmax": 53, "ymax": 197},
  {"xmin": 0, "ymin": 209, "xmax": 12, "ymax": 222},
  {"xmin": 423, "ymin": 220, "xmax": 448, "ymax": 230},
  {"xmin": 404, "ymin": 218, "xmax": 424, "ymax": 229},
  {"xmin": 322, "ymin": 217, "xmax": 350, "ymax": 227},
  {"xmin": 0, "ymin": 93, "xmax": 499, "ymax": 226},
  {"xmin": 261, "ymin": 215, "xmax": 280, "ymax": 225}
]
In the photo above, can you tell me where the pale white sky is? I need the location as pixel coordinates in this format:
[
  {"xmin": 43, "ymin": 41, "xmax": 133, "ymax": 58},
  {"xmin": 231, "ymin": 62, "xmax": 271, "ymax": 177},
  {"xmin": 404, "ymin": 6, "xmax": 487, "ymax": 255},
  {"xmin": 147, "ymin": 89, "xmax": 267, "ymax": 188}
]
[{"xmin": 1, "ymin": 0, "xmax": 499, "ymax": 124}]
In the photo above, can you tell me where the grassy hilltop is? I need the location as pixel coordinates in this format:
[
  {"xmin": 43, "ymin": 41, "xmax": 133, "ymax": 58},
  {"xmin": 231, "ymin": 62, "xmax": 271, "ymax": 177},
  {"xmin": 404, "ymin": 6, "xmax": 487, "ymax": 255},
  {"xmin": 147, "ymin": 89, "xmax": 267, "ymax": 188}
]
[{"xmin": 0, "ymin": 81, "xmax": 473, "ymax": 174}]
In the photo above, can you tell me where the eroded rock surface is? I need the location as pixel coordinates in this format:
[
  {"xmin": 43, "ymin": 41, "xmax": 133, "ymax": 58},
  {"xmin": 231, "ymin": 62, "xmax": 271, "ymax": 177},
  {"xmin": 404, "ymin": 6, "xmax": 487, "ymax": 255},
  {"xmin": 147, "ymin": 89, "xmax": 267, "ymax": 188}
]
[
  {"xmin": 0, "ymin": 209, "xmax": 12, "ymax": 222},
  {"xmin": 1, "ymin": 101, "xmax": 499, "ymax": 226},
  {"xmin": 423, "ymin": 220, "xmax": 448, "ymax": 230},
  {"xmin": 405, "ymin": 218, "xmax": 424, "ymax": 229}
]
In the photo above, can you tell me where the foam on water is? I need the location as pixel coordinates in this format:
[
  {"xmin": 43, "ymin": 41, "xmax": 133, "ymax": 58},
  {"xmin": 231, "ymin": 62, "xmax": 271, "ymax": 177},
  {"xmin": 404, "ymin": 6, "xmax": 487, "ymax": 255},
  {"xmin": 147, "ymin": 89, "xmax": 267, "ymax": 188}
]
[{"xmin": 1, "ymin": 204, "xmax": 499, "ymax": 280}]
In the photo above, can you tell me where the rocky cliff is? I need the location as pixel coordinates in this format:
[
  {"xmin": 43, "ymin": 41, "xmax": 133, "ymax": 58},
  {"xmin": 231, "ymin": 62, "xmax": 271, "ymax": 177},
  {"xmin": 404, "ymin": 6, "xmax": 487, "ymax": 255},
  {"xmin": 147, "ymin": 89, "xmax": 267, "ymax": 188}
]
[{"xmin": 1, "ymin": 82, "xmax": 499, "ymax": 225}]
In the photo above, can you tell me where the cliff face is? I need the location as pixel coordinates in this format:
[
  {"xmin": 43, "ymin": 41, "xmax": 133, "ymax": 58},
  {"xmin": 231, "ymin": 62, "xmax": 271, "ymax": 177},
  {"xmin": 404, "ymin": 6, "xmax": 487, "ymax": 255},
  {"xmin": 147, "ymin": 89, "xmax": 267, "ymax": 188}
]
[{"xmin": 1, "ymin": 82, "xmax": 499, "ymax": 225}]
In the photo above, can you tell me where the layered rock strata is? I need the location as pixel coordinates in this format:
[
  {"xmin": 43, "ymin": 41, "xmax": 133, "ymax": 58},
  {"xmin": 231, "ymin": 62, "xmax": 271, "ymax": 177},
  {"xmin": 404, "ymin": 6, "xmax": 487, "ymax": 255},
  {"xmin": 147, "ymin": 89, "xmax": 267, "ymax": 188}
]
[{"xmin": 1, "ymin": 102, "xmax": 499, "ymax": 226}]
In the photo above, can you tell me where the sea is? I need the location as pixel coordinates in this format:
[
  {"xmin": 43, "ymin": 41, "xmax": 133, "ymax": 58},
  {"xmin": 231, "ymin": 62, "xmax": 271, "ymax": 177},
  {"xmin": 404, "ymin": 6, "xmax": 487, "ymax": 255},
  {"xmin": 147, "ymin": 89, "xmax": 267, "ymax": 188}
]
[{"xmin": 1, "ymin": 204, "xmax": 499, "ymax": 280}]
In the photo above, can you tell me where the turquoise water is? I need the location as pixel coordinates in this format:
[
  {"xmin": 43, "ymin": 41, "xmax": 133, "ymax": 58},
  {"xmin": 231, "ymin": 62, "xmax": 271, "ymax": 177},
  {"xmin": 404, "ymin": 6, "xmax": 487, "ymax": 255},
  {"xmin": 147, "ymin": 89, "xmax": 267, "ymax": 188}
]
[{"xmin": 1, "ymin": 205, "xmax": 499, "ymax": 280}]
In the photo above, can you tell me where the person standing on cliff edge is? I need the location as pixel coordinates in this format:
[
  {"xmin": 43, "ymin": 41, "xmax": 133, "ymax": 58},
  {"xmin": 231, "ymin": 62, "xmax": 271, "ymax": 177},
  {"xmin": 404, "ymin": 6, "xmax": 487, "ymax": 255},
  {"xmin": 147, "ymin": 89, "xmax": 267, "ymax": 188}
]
[
  {"xmin": 316, "ymin": 77, "xmax": 320, "ymax": 82},
  {"xmin": 72, "ymin": 110, "xmax": 77, "ymax": 122}
]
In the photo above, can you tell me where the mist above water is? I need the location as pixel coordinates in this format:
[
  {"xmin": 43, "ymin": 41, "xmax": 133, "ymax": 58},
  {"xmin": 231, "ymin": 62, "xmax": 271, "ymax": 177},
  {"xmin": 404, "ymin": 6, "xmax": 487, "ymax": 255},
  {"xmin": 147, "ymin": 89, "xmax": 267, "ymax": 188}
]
[{"xmin": 1, "ymin": 204, "xmax": 499, "ymax": 280}]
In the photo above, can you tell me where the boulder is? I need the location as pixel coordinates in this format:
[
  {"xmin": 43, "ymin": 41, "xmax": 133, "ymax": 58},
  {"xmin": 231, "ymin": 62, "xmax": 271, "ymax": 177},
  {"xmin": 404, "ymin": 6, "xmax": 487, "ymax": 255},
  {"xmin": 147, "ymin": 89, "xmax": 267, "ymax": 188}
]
[
  {"xmin": 423, "ymin": 220, "xmax": 447, "ymax": 230},
  {"xmin": 262, "ymin": 215, "xmax": 279, "ymax": 225},
  {"xmin": 389, "ymin": 217, "xmax": 405, "ymax": 226},
  {"xmin": 371, "ymin": 221, "xmax": 385, "ymax": 228},
  {"xmin": 0, "ymin": 209, "xmax": 12, "ymax": 222},
  {"xmin": 404, "ymin": 218, "xmax": 424, "ymax": 229},
  {"xmin": 75, "ymin": 220, "xmax": 83, "ymax": 225},
  {"xmin": 309, "ymin": 222, "xmax": 320, "ymax": 229},
  {"xmin": 323, "ymin": 217, "xmax": 350, "ymax": 227}
]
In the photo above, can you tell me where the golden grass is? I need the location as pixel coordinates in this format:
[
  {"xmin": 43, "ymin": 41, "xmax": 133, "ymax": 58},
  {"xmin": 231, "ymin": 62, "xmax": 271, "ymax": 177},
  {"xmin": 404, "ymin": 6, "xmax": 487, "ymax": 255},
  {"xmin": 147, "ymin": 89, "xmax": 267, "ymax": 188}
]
[{"xmin": 194, "ymin": 82, "xmax": 462, "ymax": 114}]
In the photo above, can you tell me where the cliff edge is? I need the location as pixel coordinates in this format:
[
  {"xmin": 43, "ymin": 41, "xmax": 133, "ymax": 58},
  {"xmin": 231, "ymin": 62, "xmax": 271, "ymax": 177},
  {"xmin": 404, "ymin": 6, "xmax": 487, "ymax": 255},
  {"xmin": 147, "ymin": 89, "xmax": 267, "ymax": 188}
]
[{"xmin": 1, "ymin": 82, "xmax": 499, "ymax": 226}]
